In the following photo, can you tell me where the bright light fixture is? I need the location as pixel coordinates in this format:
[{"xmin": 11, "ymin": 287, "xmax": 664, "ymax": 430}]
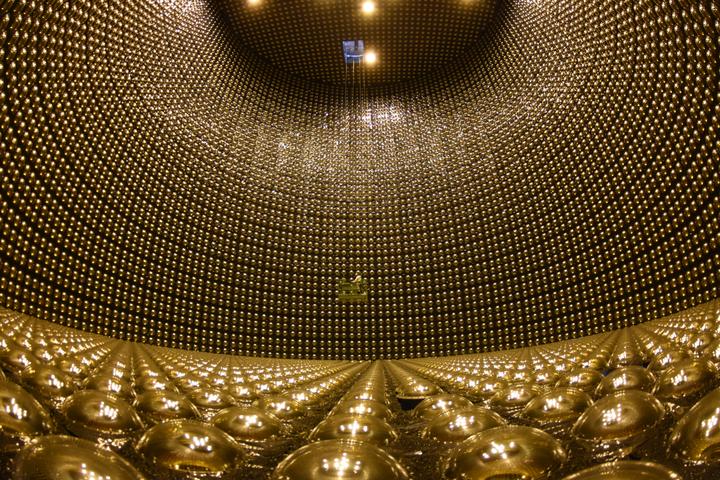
[
  {"xmin": 247, "ymin": 0, "xmax": 261, "ymax": 6},
  {"xmin": 364, "ymin": 51, "xmax": 377, "ymax": 64},
  {"xmin": 362, "ymin": 1, "xmax": 376, "ymax": 14}
]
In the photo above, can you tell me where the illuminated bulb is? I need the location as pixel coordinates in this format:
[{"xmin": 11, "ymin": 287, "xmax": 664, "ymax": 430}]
[
  {"xmin": 247, "ymin": 0, "xmax": 261, "ymax": 6},
  {"xmin": 362, "ymin": 1, "xmax": 375, "ymax": 14},
  {"xmin": 364, "ymin": 51, "xmax": 377, "ymax": 64}
]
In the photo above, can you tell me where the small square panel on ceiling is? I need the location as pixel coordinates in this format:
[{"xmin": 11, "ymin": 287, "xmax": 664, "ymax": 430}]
[{"xmin": 342, "ymin": 40, "xmax": 365, "ymax": 64}]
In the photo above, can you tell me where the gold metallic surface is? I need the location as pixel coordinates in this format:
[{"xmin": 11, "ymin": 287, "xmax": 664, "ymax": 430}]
[
  {"xmin": 271, "ymin": 439, "xmax": 409, "ymax": 480},
  {"xmin": 61, "ymin": 390, "xmax": 144, "ymax": 440},
  {"xmin": 134, "ymin": 377, "xmax": 178, "ymax": 395},
  {"xmin": 0, "ymin": 380, "xmax": 54, "ymax": 451},
  {"xmin": 20, "ymin": 365, "xmax": 75, "ymax": 399},
  {"xmin": 443, "ymin": 425, "xmax": 567, "ymax": 479},
  {"xmin": 521, "ymin": 388, "xmax": 593, "ymax": 425},
  {"xmin": 332, "ymin": 399, "xmax": 393, "ymax": 421},
  {"xmin": 0, "ymin": 0, "xmax": 716, "ymax": 361},
  {"xmin": 489, "ymin": 384, "xmax": 543, "ymax": 414},
  {"xmin": 703, "ymin": 339, "xmax": 720, "ymax": 365},
  {"xmin": 0, "ymin": 3, "xmax": 717, "ymax": 480},
  {"xmin": 136, "ymin": 419, "xmax": 245, "ymax": 474},
  {"xmin": 56, "ymin": 359, "xmax": 89, "ymax": 380},
  {"xmin": 226, "ymin": 383, "xmax": 258, "ymax": 402},
  {"xmin": 534, "ymin": 369, "xmax": 561, "ymax": 387},
  {"xmin": 557, "ymin": 369, "xmax": 604, "ymax": 393},
  {"xmin": 466, "ymin": 377, "xmax": 509, "ymax": 401},
  {"xmin": 669, "ymin": 388, "xmax": 720, "ymax": 464},
  {"xmin": 422, "ymin": 406, "xmax": 506, "ymax": 443},
  {"xmin": 654, "ymin": 360, "xmax": 719, "ymax": 405},
  {"xmin": 134, "ymin": 391, "xmax": 201, "ymax": 424},
  {"xmin": 0, "ymin": 348, "xmax": 40, "ymax": 375},
  {"xmin": 412, "ymin": 394, "xmax": 474, "ymax": 421},
  {"xmin": 572, "ymin": 391, "xmax": 665, "ymax": 460},
  {"xmin": 690, "ymin": 333, "xmax": 714, "ymax": 354},
  {"xmin": 309, "ymin": 413, "xmax": 398, "ymax": 445},
  {"xmin": 0, "ymin": 306, "xmax": 719, "ymax": 477},
  {"xmin": 596, "ymin": 367, "xmax": 656, "ymax": 397},
  {"xmin": 581, "ymin": 357, "xmax": 609, "ymax": 372},
  {"xmin": 14, "ymin": 435, "xmax": 146, "ymax": 480},
  {"xmin": 648, "ymin": 349, "xmax": 690, "ymax": 373},
  {"xmin": 255, "ymin": 395, "xmax": 306, "ymax": 421},
  {"xmin": 561, "ymin": 461, "xmax": 682, "ymax": 480},
  {"xmin": 84, "ymin": 376, "xmax": 133, "ymax": 399},
  {"xmin": 214, "ymin": 0, "xmax": 497, "ymax": 85},
  {"xmin": 187, "ymin": 387, "xmax": 237, "ymax": 410},
  {"xmin": 395, "ymin": 382, "xmax": 442, "ymax": 400},
  {"xmin": 212, "ymin": 406, "xmax": 283, "ymax": 442}
]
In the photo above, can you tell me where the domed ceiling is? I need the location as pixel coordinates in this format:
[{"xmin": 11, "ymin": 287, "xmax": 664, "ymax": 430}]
[{"xmin": 212, "ymin": 0, "xmax": 497, "ymax": 85}]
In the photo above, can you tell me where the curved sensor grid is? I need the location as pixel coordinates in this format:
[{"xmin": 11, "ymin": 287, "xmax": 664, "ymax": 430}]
[{"xmin": 0, "ymin": 0, "xmax": 718, "ymax": 359}]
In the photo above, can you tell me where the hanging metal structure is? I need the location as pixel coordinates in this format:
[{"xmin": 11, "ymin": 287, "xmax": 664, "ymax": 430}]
[{"xmin": 337, "ymin": 40, "xmax": 370, "ymax": 304}]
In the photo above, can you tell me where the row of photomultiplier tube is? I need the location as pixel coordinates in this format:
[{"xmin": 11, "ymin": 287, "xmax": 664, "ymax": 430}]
[{"xmin": 1, "ymin": 300, "xmax": 720, "ymax": 479}]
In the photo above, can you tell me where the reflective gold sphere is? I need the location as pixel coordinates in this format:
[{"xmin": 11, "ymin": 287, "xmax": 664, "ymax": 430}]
[
  {"xmin": 689, "ymin": 333, "xmax": 714, "ymax": 353},
  {"xmin": 556, "ymin": 369, "xmax": 604, "ymax": 392},
  {"xmin": 136, "ymin": 419, "xmax": 245, "ymax": 474},
  {"xmin": 84, "ymin": 375, "xmax": 133, "ymax": 398},
  {"xmin": 0, "ymin": 380, "xmax": 53, "ymax": 452},
  {"xmin": 703, "ymin": 339, "xmax": 720, "ymax": 364},
  {"xmin": 596, "ymin": 366, "xmax": 656, "ymax": 397},
  {"xmin": 255, "ymin": 395, "xmax": 305, "ymax": 421},
  {"xmin": 422, "ymin": 406, "xmax": 506, "ymax": 443},
  {"xmin": 332, "ymin": 399, "xmax": 393, "ymax": 420},
  {"xmin": 176, "ymin": 375, "xmax": 208, "ymax": 391},
  {"xmin": 346, "ymin": 387, "xmax": 386, "ymax": 403},
  {"xmin": 444, "ymin": 425, "xmax": 566, "ymax": 479},
  {"xmin": 134, "ymin": 366, "xmax": 162, "ymax": 378},
  {"xmin": 0, "ymin": 348, "xmax": 40, "ymax": 375},
  {"xmin": 20, "ymin": 365, "xmax": 74, "ymax": 398},
  {"xmin": 561, "ymin": 460, "xmax": 682, "ymax": 480},
  {"xmin": 534, "ymin": 368, "xmax": 560, "ymax": 386},
  {"xmin": 14, "ymin": 435, "xmax": 146, "ymax": 480},
  {"xmin": 465, "ymin": 377, "xmax": 507, "ymax": 401},
  {"xmin": 580, "ymin": 356, "xmax": 609, "ymax": 371},
  {"xmin": 669, "ymin": 388, "xmax": 720, "ymax": 464},
  {"xmin": 134, "ymin": 391, "xmax": 200, "ymax": 424},
  {"xmin": 309, "ymin": 413, "xmax": 398, "ymax": 446},
  {"xmin": 134, "ymin": 377, "xmax": 177, "ymax": 395},
  {"xmin": 31, "ymin": 347, "xmax": 55, "ymax": 363},
  {"xmin": 609, "ymin": 347, "xmax": 647, "ymax": 369},
  {"xmin": 289, "ymin": 389, "xmax": 325, "ymax": 407},
  {"xmin": 654, "ymin": 359, "xmax": 719, "ymax": 406},
  {"xmin": 395, "ymin": 381, "xmax": 441, "ymax": 399},
  {"xmin": 226, "ymin": 383, "xmax": 258, "ymax": 402},
  {"xmin": 413, "ymin": 394, "xmax": 474, "ymax": 421},
  {"xmin": 489, "ymin": 384, "xmax": 543, "ymax": 414},
  {"xmin": 254, "ymin": 381, "xmax": 284, "ymax": 395},
  {"xmin": 572, "ymin": 390, "xmax": 665, "ymax": 460},
  {"xmin": 55, "ymin": 358, "xmax": 89, "ymax": 380},
  {"xmin": 100, "ymin": 364, "xmax": 131, "ymax": 382},
  {"xmin": 271, "ymin": 439, "xmax": 409, "ymax": 480},
  {"xmin": 187, "ymin": 387, "xmax": 236, "ymax": 409},
  {"xmin": 521, "ymin": 387, "xmax": 593, "ymax": 425},
  {"xmin": 212, "ymin": 406, "xmax": 283, "ymax": 442},
  {"xmin": 648, "ymin": 349, "xmax": 690, "ymax": 372},
  {"xmin": 61, "ymin": 390, "xmax": 143, "ymax": 440}
]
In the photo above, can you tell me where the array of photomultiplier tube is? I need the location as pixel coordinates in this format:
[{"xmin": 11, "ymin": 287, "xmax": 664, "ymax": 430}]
[
  {"xmin": 1, "ymin": 0, "xmax": 718, "ymax": 358},
  {"xmin": 0, "ymin": 299, "xmax": 718, "ymax": 478}
]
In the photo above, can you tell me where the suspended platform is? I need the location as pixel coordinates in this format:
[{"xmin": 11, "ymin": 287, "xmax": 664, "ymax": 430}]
[{"xmin": 337, "ymin": 278, "xmax": 368, "ymax": 303}]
